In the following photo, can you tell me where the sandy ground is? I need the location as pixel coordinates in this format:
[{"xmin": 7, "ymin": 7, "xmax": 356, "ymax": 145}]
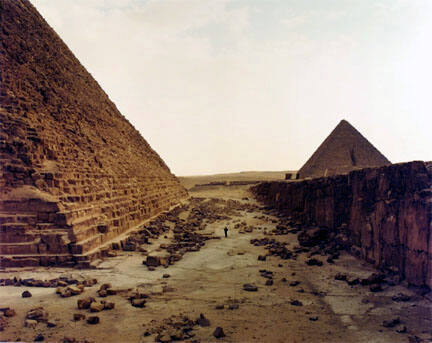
[{"xmin": 0, "ymin": 184, "xmax": 431, "ymax": 343}]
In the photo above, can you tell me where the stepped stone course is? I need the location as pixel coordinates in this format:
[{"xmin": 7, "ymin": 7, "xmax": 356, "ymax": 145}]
[
  {"xmin": 0, "ymin": 0, "xmax": 188, "ymax": 267},
  {"xmin": 298, "ymin": 119, "xmax": 391, "ymax": 179}
]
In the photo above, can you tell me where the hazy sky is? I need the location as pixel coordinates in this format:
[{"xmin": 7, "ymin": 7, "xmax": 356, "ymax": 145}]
[{"xmin": 33, "ymin": 0, "xmax": 432, "ymax": 176}]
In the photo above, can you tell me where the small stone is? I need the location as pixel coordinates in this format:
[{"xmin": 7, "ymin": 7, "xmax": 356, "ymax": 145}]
[
  {"xmin": 77, "ymin": 297, "xmax": 94, "ymax": 310},
  {"xmin": 87, "ymin": 316, "xmax": 99, "ymax": 325},
  {"xmin": 383, "ymin": 317, "xmax": 400, "ymax": 328},
  {"xmin": 162, "ymin": 274, "xmax": 170, "ymax": 279},
  {"xmin": 265, "ymin": 279, "xmax": 273, "ymax": 286},
  {"xmin": 67, "ymin": 285, "xmax": 82, "ymax": 296},
  {"xmin": 131, "ymin": 299, "xmax": 146, "ymax": 308},
  {"xmin": 289, "ymin": 281, "xmax": 300, "ymax": 287},
  {"xmin": 213, "ymin": 327, "xmax": 225, "ymax": 339},
  {"xmin": 46, "ymin": 321, "xmax": 57, "ymax": 328},
  {"xmin": 90, "ymin": 301, "xmax": 104, "ymax": 312},
  {"xmin": 99, "ymin": 283, "xmax": 112, "ymax": 291},
  {"xmin": 97, "ymin": 289, "xmax": 108, "ymax": 297},
  {"xmin": 396, "ymin": 325, "xmax": 407, "ymax": 333},
  {"xmin": 73, "ymin": 313, "xmax": 86, "ymax": 321},
  {"xmin": 4, "ymin": 309, "xmax": 16, "ymax": 317},
  {"xmin": 334, "ymin": 273, "xmax": 347, "ymax": 281},
  {"xmin": 309, "ymin": 316, "xmax": 319, "ymax": 321},
  {"xmin": 281, "ymin": 278, "xmax": 287, "ymax": 283},
  {"xmin": 290, "ymin": 300, "xmax": 303, "ymax": 306},
  {"xmin": 392, "ymin": 293, "xmax": 411, "ymax": 302},
  {"xmin": 228, "ymin": 304, "xmax": 239, "ymax": 310},
  {"xmin": 243, "ymin": 284, "xmax": 258, "ymax": 292},
  {"xmin": 306, "ymin": 258, "xmax": 323, "ymax": 266},
  {"xmin": 257, "ymin": 255, "xmax": 266, "ymax": 261},
  {"xmin": 215, "ymin": 304, "xmax": 224, "ymax": 310},
  {"xmin": 24, "ymin": 319, "xmax": 38, "ymax": 328},
  {"xmin": 22, "ymin": 290, "xmax": 32, "ymax": 298},
  {"xmin": 104, "ymin": 302, "xmax": 115, "ymax": 310},
  {"xmin": 369, "ymin": 284, "xmax": 383, "ymax": 292},
  {"xmin": 196, "ymin": 313, "xmax": 210, "ymax": 327},
  {"xmin": 34, "ymin": 333, "xmax": 44, "ymax": 341}
]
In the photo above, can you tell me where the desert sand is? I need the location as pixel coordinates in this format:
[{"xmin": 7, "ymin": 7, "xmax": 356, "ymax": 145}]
[{"xmin": 0, "ymin": 180, "xmax": 430, "ymax": 343}]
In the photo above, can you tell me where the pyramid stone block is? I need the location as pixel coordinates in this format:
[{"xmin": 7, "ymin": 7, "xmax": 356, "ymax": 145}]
[{"xmin": 0, "ymin": 0, "xmax": 187, "ymax": 267}]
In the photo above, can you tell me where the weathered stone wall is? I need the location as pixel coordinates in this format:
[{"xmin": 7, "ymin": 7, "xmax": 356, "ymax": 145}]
[
  {"xmin": 0, "ymin": 0, "xmax": 188, "ymax": 267},
  {"xmin": 252, "ymin": 161, "xmax": 432, "ymax": 288}
]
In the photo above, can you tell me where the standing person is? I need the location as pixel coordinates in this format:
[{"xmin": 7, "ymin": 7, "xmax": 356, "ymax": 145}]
[{"xmin": 224, "ymin": 227, "xmax": 228, "ymax": 238}]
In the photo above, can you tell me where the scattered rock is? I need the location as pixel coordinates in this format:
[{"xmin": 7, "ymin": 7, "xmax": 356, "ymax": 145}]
[
  {"xmin": 334, "ymin": 273, "xmax": 347, "ymax": 281},
  {"xmin": 196, "ymin": 313, "xmax": 210, "ymax": 327},
  {"xmin": 34, "ymin": 333, "xmax": 44, "ymax": 341},
  {"xmin": 22, "ymin": 290, "xmax": 32, "ymax": 298},
  {"xmin": 369, "ymin": 284, "xmax": 383, "ymax": 292},
  {"xmin": 382, "ymin": 318, "xmax": 400, "ymax": 328},
  {"xmin": 309, "ymin": 316, "xmax": 319, "ymax": 321},
  {"xmin": 77, "ymin": 297, "xmax": 94, "ymax": 310},
  {"xmin": 87, "ymin": 316, "xmax": 100, "ymax": 325},
  {"xmin": 73, "ymin": 313, "xmax": 86, "ymax": 321},
  {"xmin": 258, "ymin": 255, "xmax": 266, "ymax": 261},
  {"xmin": 243, "ymin": 284, "xmax": 258, "ymax": 292},
  {"xmin": 213, "ymin": 327, "xmax": 225, "ymax": 339},
  {"xmin": 90, "ymin": 302, "xmax": 105, "ymax": 312},
  {"xmin": 131, "ymin": 299, "xmax": 146, "ymax": 308},
  {"xmin": 396, "ymin": 325, "xmax": 407, "ymax": 334},
  {"xmin": 290, "ymin": 300, "xmax": 303, "ymax": 306},
  {"xmin": 265, "ymin": 279, "xmax": 273, "ymax": 286},
  {"xmin": 306, "ymin": 258, "xmax": 323, "ymax": 266},
  {"xmin": 162, "ymin": 274, "xmax": 170, "ymax": 279},
  {"xmin": 392, "ymin": 293, "xmax": 411, "ymax": 302},
  {"xmin": 24, "ymin": 319, "xmax": 38, "ymax": 328},
  {"xmin": 228, "ymin": 304, "xmax": 239, "ymax": 310},
  {"xmin": 289, "ymin": 281, "xmax": 300, "ymax": 287},
  {"xmin": 215, "ymin": 305, "xmax": 224, "ymax": 310}
]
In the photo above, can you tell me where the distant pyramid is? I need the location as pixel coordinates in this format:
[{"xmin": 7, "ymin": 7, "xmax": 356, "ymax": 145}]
[{"xmin": 298, "ymin": 120, "xmax": 391, "ymax": 179}]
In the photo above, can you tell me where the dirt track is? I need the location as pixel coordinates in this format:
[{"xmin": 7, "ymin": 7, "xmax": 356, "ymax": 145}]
[{"xmin": 0, "ymin": 185, "xmax": 431, "ymax": 343}]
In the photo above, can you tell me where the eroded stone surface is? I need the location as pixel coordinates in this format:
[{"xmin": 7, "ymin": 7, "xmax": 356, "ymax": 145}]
[{"xmin": 0, "ymin": 0, "xmax": 187, "ymax": 267}]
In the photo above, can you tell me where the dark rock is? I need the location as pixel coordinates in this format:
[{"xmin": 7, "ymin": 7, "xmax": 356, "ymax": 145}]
[
  {"xmin": 163, "ymin": 274, "xmax": 170, "ymax": 278},
  {"xmin": 73, "ymin": 313, "xmax": 86, "ymax": 321},
  {"xmin": 290, "ymin": 300, "xmax": 303, "ymax": 306},
  {"xmin": 131, "ymin": 299, "xmax": 146, "ymax": 308},
  {"xmin": 34, "ymin": 333, "xmax": 44, "ymax": 341},
  {"xmin": 309, "ymin": 316, "xmax": 319, "ymax": 321},
  {"xmin": 215, "ymin": 305, "xmax": 224, "ymax": 310},
  {"xmin": 228, "ymin": 304, "xmax": 239, "ymax": 310},
  {"xmin": 369, "ymin": 284, "xmax": 383, "ymax": 292},
  {"xmin": 392, "ymin": 293, "xmax": 411, "ymax": 302},
  {"xmin": 213, "ymin": 327, "xmax": 225, "ymax": 339},
  {"xmin": 258, "ymin": 255, "xmax": 266, "ymax": 261},
  {"xmin": 22, "ymin": 290, "xmax": 32, "ymax": 298},
  {"xmin": 334, "ymin": 273, "xmax": 347, "ymax": 281},
  {"xmin": 382, "ymin": 317, "xmax": 400, "ymax": 328},
  {"xmin": 87, "ymin": 316, "xmax": 99, "ymax": 325},
  {"xmin": 196, "ymin": 313, "xmax": 210, "ymax": 327},
  {"xmin": 396, "ymin": 325, "xmax": 407, "ymax": 333},
  {"xmin": 243, "ymin": 284, "xmax": 258, "ymax": 292},
  {"xmin": 265, "ymin": 279, "xmax": 273, "ymax": 286},
  {"xmin": 306, "ymin": 258, "xmax": 323, "ymax": 266},
  {"xmin": 77, "ymin": 297, "xmax": 94, "ymax": 310},
  {"xmin": 289, "ymin": 281, "xmax": 300, "ymax": 287}
]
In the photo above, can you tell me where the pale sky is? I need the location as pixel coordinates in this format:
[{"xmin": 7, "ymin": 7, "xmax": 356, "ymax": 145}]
[{"xmin": 33, "ymin": 0, "xmax": 432, "ymax": 176}]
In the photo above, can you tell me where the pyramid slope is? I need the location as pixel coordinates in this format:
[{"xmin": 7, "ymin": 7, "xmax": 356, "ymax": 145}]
[
  {"xmin": 0, "ymin": 0, "xmax": 187, "ymax": 267},
  {"xmin": 298, "ymin": 120, "xmax": 391, "ymax": 179}
]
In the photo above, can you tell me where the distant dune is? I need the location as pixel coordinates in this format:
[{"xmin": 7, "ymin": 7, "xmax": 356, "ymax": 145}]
[{"xmin": 178, "ymin": 170, "xmax": 296, "ymax": 189}]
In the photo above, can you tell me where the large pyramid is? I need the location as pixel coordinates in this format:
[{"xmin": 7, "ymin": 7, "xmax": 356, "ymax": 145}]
[
  {"xmin": 0, "ymin": 0, "xmax": 187, "ymax": 267},
  {"xmin": 298, "ymin": 120, "xmax": 391, "ymax": 179}
]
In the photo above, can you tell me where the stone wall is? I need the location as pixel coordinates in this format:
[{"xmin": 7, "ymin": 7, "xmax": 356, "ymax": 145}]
[
  {"xmin": 252, "ymin": 161, "xmax": 432, "ymax": 288},
  {"xmin": 0, "ymin": 0, "xmax": 188, "ymax": 267}
]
